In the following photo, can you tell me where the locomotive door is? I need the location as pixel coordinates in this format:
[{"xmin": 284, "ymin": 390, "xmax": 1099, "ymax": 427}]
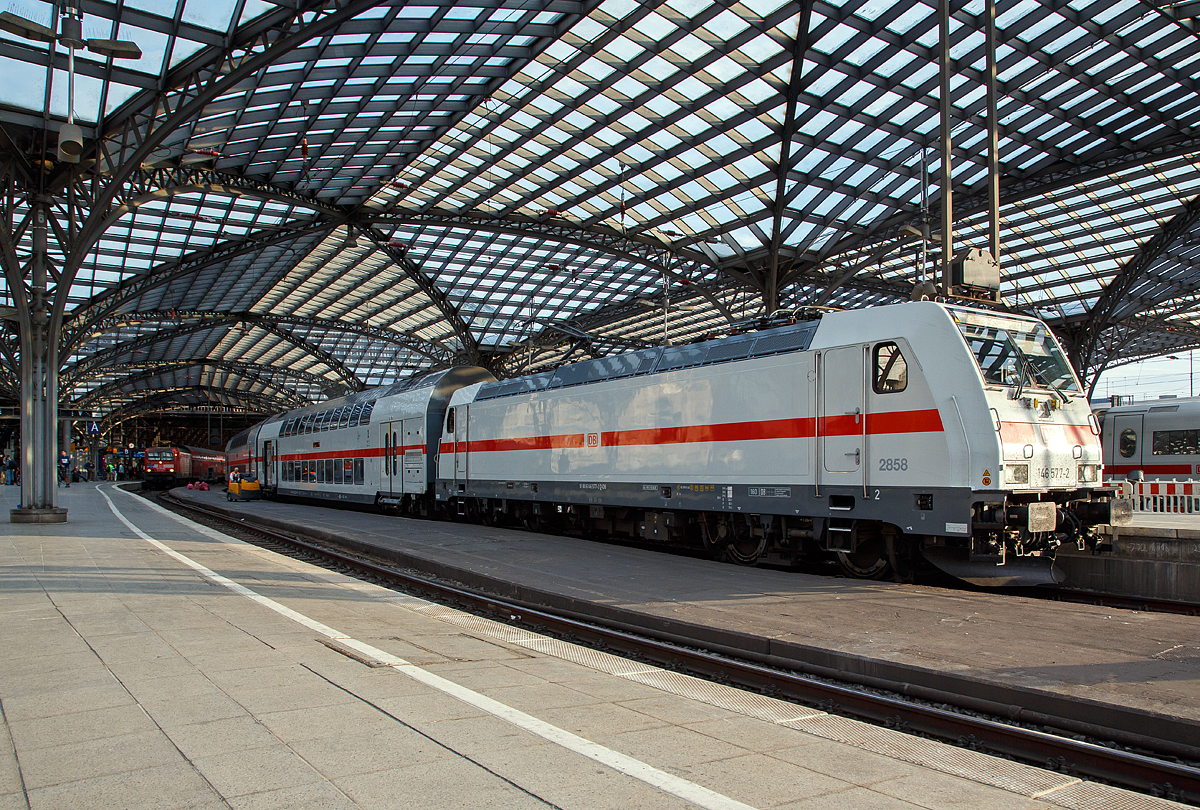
[
  {"xmin": 454, "ymin": 405, "xmax": 469, "ymax": 485},
  {"xmin": 821, "ymin": 346, "xmax": 865, "ymax": 477},
  {"xmin": 1111, "ymin": 414, "xmax": 1143, "ymax": 471},
  {"xmin": 263, "ymin": 441, "xmax": 275, "ymax": 488},
  {"xmin": 380, "ymin": 421, "xmax": 399, "ymax": 496},
  {"xmin": 402, "ymin": 418, "xmax": 424, "ymax": 493}
]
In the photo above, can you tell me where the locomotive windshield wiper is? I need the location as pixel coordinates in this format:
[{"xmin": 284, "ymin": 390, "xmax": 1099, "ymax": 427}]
[{"xmin": 1014, "ymin": 358, "xmax": 1030, "ymax": 399}]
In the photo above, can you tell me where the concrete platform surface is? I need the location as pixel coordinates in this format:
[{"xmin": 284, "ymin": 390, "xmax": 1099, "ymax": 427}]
[
  {"xmin": 0, "ymin": 484, "xmax": 1186, "ymax": 810},
  {"xmin": 171, "ymin": 486, "xmax": 1200, "ymax": 727}
]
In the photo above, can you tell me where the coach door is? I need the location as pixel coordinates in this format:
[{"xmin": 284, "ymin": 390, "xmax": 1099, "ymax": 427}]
[
  {"xmin": 1111, "ymin": 414, "xmax": 1143, "ymax": 471},
  {"xmin": 454, "ymin": 405, "xmax": 469, "ymax": 486},
  {"xmin": 402, "ymin": 418, "xmax": 424, "ymax": 494},
  {"xmin": 821, "ymin": 346, "xmax": 865, "ymax": 479},
  {"xmin": 262, "ymin": 442, "xmax": 275, "ymax": 488},
  {"xmin": 380, "ymin": 421, "xmax": 399, "ymax": 496}
]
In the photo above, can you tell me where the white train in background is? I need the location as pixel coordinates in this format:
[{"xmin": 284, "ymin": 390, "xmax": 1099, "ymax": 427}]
[
  {"xmin": 1099, "ymin": 397, "xmax": 1200, "ymax": 480},
  {"xmin": 226, "ymin": 301, "xmax": 1130, "ymax": 587}
]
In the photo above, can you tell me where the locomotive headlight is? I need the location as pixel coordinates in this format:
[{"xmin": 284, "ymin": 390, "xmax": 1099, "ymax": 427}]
[
  {"xmin": 1077, "ymin": 464, "xmax": 1100, "ymax": 483},
  {"xmin": 1004, "ymin": 464, "xmax": 1029, "ymax": 484}
]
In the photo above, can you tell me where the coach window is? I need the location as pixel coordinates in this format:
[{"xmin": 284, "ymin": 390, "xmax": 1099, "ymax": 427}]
[
  {"xmin": 334, "ymin": 459, "xmax": 344, "ymax": 485},
  {"xmin": 1119, "ymin": 429, "xmax": 1138, "ymax": 458},
  {"xmin": 1153, "ymin": 429, "xmax": 1200, "ymax": 455},
  {"xmin": 354, "ymin": 458, "xmax": 365, "ymax": 486},
  {"xmin": 873, "ymin": 342, "xmax": 908, "ymax": 393}
]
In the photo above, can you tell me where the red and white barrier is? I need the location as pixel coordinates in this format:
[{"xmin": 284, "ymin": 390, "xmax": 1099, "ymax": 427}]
[{"xmin": 1113, "ymin": 479, "xmax": 1200, "ymax": 518}]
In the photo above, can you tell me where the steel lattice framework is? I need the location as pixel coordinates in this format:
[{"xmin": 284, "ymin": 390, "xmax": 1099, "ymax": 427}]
[{"xmin": 3, "ymin": 0, "xmax": 1200, "ymax": 433}]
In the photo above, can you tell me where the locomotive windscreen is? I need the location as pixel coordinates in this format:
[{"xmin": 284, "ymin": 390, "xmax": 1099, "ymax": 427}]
[{"xmin": 951, "ymin": 310, "xmax": 1079, "ymax": 392}]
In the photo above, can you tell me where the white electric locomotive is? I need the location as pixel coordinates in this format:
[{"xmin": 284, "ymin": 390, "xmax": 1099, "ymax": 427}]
[{"xmin": 228, "ymin": 301, "xmax": 1130, "ymax": 587}]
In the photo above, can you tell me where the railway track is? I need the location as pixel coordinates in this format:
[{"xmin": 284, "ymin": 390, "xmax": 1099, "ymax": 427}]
[
  {"xmin": 157, "ymin": 489, "xmax": 1200, "ymax": 806},
  {"xmin": 1031, "ymin": 586, "xmax": 1200, "ymax": 617}
]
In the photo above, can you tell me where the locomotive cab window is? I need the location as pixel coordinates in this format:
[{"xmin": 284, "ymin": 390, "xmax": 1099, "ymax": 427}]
[
  {"xmin": 446, "ymin": 409, "xmax": 455, "ymax": 433},
  {"xmin": 1119, "ymin": 429, "xmax": 1138, "ymax": 458},
  {"xmin": 873, "ymin": 342, "xmax": 908, "ymax": 393}
]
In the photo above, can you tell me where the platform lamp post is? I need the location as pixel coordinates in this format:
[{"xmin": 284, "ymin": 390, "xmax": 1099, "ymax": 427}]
[{"xmin": 0, "ymin": 7, "xmax": 139, "ymax": 522}]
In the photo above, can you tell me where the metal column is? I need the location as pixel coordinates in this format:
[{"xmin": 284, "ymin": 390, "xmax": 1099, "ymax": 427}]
[
  {"xmin": 939, "ymin": 0, "xmax": 954, "ymax": 296},
  {"xmin": 12, "ymin": 197, "xmax": 66, "ymax": 522},
  {"xmin": 986, "ymin": 0, "xmax": 1000, "ymax": 264}
]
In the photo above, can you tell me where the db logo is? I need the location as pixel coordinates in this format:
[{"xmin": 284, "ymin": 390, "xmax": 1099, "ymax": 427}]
[{"xmin": 586, "ymin": 432, "xmax": 599, "ymax": 448}]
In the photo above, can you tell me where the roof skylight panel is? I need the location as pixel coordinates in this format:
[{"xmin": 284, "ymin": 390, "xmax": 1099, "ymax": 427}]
[
  {"xmin": 577, "ymin": 56, "xmax": 617, "ymax": 82},
  {"xmin": 813, "ymin": 22, "xmax": 860, "ymax": 55}
]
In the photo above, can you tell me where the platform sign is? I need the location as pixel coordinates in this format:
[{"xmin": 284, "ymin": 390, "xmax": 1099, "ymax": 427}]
[{"xmin": 88, "ymin": 422, "xmax": 99, "ymax": 435}]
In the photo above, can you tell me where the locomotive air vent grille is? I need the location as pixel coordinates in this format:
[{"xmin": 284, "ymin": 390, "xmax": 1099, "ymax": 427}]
[
  {"xmin": 749, "ymin": 325, "xmax": 817, "ymax": 357},
  {"xmin": 625, "ymin": 348, "xmax": 664, "ymax": 376},
  {"xmin": 655, "ymin": 345, "xmax": 708, "ymax": 372},
  {"xmin": 703, "ymin": 337, "xmax": 756, "ymax": 364},
  {"xmin": 522, "ymin": 373, "xmax": 553, "ymax": 393},
  {"xmin": 550, "ymin": 361, "xmax": 607, "ymax": 388},
  {"xmin": 600, "ymin": 351, "xmax": 654, "ymax": 378},
  {"xmin": 499, "ymin": 384, "xmax": 532, "ymax": 403}
]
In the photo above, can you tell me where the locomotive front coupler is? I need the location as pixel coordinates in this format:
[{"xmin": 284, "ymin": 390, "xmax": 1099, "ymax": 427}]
[
  {"xmin": 1070, "ymin": 495, "xmax": 1134, "ymax": 528},
  {"xmin": 1004, "ymin": 502, "xmax": 1059, "ymax": 533}
]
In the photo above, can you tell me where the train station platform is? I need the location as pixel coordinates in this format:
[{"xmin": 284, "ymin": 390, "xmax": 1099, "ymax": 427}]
[{"xmin": 0, "ymin": 483, "xmax": 1191, "ymax": 810}]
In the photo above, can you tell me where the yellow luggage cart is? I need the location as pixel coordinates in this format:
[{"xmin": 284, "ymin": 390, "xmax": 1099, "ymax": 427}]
[{"xmin": 227, "ymin": 476, "xmax": 261, "ymax": 501}]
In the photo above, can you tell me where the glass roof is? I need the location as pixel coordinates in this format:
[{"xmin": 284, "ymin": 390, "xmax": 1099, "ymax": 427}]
[{"xmin": 2, "ymin": 0, "xmax": 1200, "ymax": 419}]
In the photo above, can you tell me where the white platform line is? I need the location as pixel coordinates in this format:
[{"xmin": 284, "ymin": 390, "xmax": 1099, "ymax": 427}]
[{"xmin": 101, "ymin": 487, "xmax": 758, "ymax": 810}]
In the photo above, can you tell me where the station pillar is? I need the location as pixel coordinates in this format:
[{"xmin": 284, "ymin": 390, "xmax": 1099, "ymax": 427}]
[{"xmin": 11, "ymin": 198, "xmax": 66, "ymax": 524}]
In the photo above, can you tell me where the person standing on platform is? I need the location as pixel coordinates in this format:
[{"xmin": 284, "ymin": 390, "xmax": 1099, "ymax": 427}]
[
  {"xmin": 3, "ymin": 456, "xmax": 12, "ymax": 486},
  {"xmin": 58, "ymin": 450, "xmax": 70, "ymax": 487}
]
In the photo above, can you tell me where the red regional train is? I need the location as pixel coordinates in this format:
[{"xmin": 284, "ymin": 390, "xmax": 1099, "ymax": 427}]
[
  {"xmin": 225, "ymin": 302, "xmax": 1132, "ymax": 586},
  {"xmin": 144, "ymin": 446, "xmax": 226, "ymax": 489}
]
